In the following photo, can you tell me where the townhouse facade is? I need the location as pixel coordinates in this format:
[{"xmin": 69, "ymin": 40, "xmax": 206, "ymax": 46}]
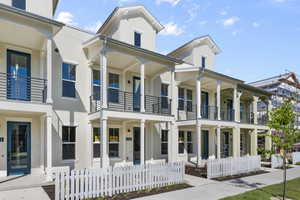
[{"xmin": 0, "ymin": 0, "xmax": 272, "ymax": 178}]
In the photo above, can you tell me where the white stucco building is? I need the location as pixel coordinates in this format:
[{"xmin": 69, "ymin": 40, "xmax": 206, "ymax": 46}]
[{"xmin": 0, "ymin": 0, "xmax": 272, "ymax": 178}]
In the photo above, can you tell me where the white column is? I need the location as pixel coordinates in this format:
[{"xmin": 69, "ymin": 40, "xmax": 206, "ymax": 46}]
[
  {"xmin": 88, "ymin": 122, "xmax": 93, "ymax": 168},
  {"xmin": 217, "ymin": 80, "xmax": 221, "ymax": 120},
  {"xmin": 253, "ymin": 96, "xmax": 259, "ymax": 124},
  {"xmin": 265, "ymin": 129, "xmax": 272, "ymax": 151},
  {"xmin": 217, "ymin": 126, "xmax": 221, "ymax": 159},
  {"xmin": 196, "ymin": 122, "xmax": 202, "ymax": 163},
  {"xmin": 233, "ymin": 86, "xmax": 238, "ymax": 122},
  {"xmin": 46, "ymin": 38, "xmax": 53, "ymax": 104},
  {"xmin": 40, "ymin": 115, "xmax": 45, "ymax": 172},
  {"xmin": 140, "ymin": 63, "xmax": 145, "ymax": 112},
  {"xmin": 46, "ymin": 115, "xmax": 52, "ymax": 180},
  {"xmin": 251, "ymin": 128, "xmax": 258, "ymax": 156},
  {"xmin": 100, "ymin": 50, "xmax": 108, "ymax": 109},
  {"xmin": 232, "ymin": 127, "xmax": 240, "ymax": 157},
  {"xmin": 196, "ymin": 77, "xmax": 202, "ymax": 119},
  {"xmin": 140, "ymin": 119, "xmax": 145, "ymax": 164},
  {"xmin": 122, "ymin": 121, "xmax": 127, "ymax": 161},
  {"xmin": 170, "ymin": 70, "xmax": 177, "ymax": 117},
  {"xmin": 101, "ymin": 117, "xmax": 109, "ymax": 168}
]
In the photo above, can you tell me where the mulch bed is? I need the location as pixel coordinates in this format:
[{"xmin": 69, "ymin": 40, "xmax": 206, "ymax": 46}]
[
  {"xmin": 212, "ymin": 170, "xmax": 269, "ymax": 181},
  {"xmin": 185, "ymin": 165, "xmax": 207, "ymax": 178},
  {"xmin": 43, "ymin": 183, "xmax": 192, "ymax": 200}
]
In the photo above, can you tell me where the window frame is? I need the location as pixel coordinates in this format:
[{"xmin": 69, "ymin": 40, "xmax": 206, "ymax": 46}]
[
  {"xmin": 134, "ymin": 31, "xmax": 142, "ymax": 47},
  {"xmin": 187, "ymin": 131, "xmax": 193, "ymax": 154},
  {"xmin": 62, "ymin": 126, "xmax": 76, "ymax": 160},
  {"xmin": 108, "ymin": 73, "xmax": 120, "ymax": 104},
  {"xmin": 201, "ymin": 56, "xmax": 206, "ymax": 69},
  {"xmin": 178, "ymin": 87, "xmax": 185, "ymax": 111},
  {"xmin": 161, "ymin": 130, "xmax": 168, "ymax": 155},
  {"xmin": 161, "ymin": 83, "xmax": 169, "ymax": 109},
  {"xmin": 12, "ymin": 0, "xmax": 26, "ymax": 10},
  {"xmin": 62, "ymin": 62, "xmax": 77, "ymax": 99},
  {"xmin": 186, "ymin": 89, "xmax": 193, "ymax": 112},
  {"xmin": 108, "ymin": 128, "xmax": 120, "ymax": 158},
  {"xmin": 178, "ymin": 131, "xmax": 185, "ymax": 154},
  {"xmin": 92, "ymin": 69, "xmax": 101, "ymax": 101},
  {"xmin": 93, "ymin": 127, "xmax": 101, "ymax": 158}
]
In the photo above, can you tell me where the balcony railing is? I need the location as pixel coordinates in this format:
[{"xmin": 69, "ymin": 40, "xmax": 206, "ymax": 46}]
[
  {"xmin": 177, "ymin": 104, "xmax": 218, "ymax": 121},
  {"xmin": 240, "ymin": 111, "xmax": 254, "ymax": 124},
  {"xmin": 220, "ymin": 108, "xmax": 235, "ymax": 121},
  {"xmin": 90, "ymin": 90, "xmax": 172, "ymax": 115},
  {"xmin": 0, "ymin": 72, "xmax": 47, "ymax": 104},
  {"xmin": 258, "ymin": 111, "xmax": 269, "ymax": 125}
]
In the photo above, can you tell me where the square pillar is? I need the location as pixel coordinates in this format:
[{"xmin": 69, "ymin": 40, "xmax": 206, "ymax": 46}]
[
  {"xmin": 87, "ymin": 122, "xmax": 93, "ymax": 168},
  {"xmin": 101, "ymin": 117, "xmax": 109, "ymax": 168},
  {"xmin": 40, "ymin": 115, "xmax": 45, "ymax": 172},
  {"xmin": 196, "ymin": 77, "xmax": 202, "ymax": 119},
  {"xmin": 234, "ymin": 86, "xmax": 241, "ymax": 122},
  {"xmin": 100, "ymin": 50, "xmax": 108, "ymax": 109},
  {"xmin": 253, "ymin": 96, "xmax": 259, "ymax": 124},
  {"xmin": 46, "ymin": 38, "xmax": 53, "ymax": 104},
  {"xmin": 217, "ymin": 126, "xmax": 221, "ymax": 159},
  {"xmin": 46, "ymin": 115, "xmax": 52, "ymax": 180},
  {"xmin": 232, "ymin": 127, "xmax": 241, "ymax": 157},
  {"xmin": 217, "ymin": 80, "xmax": 221, "ymax": 120},
  {"xmin": 196, "ymin": 121, "xmax": 202, "ymax": 162},
  {"xmin": 251, "ymin": 128, "xmax": 258, "ymax": 156},
  {"xmin": 170, "ymin": 70, "xmax": 177, "ymax": 117},
  {"xmin": 265, "ymin": 130, "xmax": 272, "ymax": 151},
  {"xmin": 140, "ymin": 119, "xmax": 145, "ymax": 164},
  {"xmin": 140, "ymin": 63, "xmax": 145, "ymax": 112}
]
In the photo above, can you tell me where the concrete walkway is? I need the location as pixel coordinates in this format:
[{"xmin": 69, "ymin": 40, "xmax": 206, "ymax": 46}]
[{"xmin": 137, "ymin": 166, "xmax": 300, "ymax": 200}]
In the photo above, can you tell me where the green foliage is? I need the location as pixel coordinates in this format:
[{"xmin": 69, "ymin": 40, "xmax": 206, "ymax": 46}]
[
  {"xmin": 296, "ymin": 162, "xmax": 300, "ymax": 165},
  {"xmin": 258, "ymin": 148, "xmax": 273, "ymax": 161}
]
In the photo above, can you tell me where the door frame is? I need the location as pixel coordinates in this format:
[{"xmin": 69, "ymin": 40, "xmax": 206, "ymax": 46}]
[{"xmin": 7, "ymin": 121, "xmax": 31, "ymax": 176}]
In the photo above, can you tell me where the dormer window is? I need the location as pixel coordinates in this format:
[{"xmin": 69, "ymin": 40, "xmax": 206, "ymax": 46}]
[
  {"xmin": 12, "ymin": 0, "xmax": 26, "ymax": 10},
  {"xmin": 134, "ymin": 32, "xmax": 141, "ymax": 47},
  {"xmin": 201, "ymin": 56, "xmax": 206, "ymax": 69}
]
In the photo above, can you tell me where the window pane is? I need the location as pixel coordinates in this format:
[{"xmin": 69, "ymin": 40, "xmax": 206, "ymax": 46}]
[
  {"xmin": 179, "ymin": 131, "xmax": 184, "ymax": 142},
  {"xmin": 161, "ymin": 130, "xmax": 168, "ymax": 142},
  {"xmin": 93, "ymin": 144, "xmax": 101, "ymax": 158},
  {"xmin": 178, "ymin": 88, "xmax": 184, "ymax": 98},
  {"xmin": 62, "ymin": 126, "xmax": 76, "ymax": 142},
  {"xmin": 63, "ymin": 81, "xmax": 76, "ymax": 98},
  {"xmin": 62, "ymin": 63, "xmax": 76, "ymax": 81},
  {"xmin": 108, "ymin": 88, "xmax": 119, "ymax": 103},
  {"xmin": 93, "ymin": 128, "xmax": 100, "ymax": 142},
  {"xmin": 202, "ymin": 56, "xmax": 206, "ymax": 68},
  {"xmin": 109, "ymin": 73, "xmax": 119, "ymax": 89},
  {"xmin": 12, "ymin": 0, "xmax": 26, "ymax": 10},
  {"xmin": 179, "ymin": 143, "xmax": 184, "ymax": 154},
  {"xmin": 63, "ymin": 144, "xmax": 75, "ymax": 160},
  {"xmin": 134, "ymin": 32, "xmax": 141, "ymax": 47},
  {"xmin": 187, "ymin": 101, "xmax": 193, "ymax": 112},
  {"xmin": 187, "ymin": 143, "xmax": 193, "ymax": 154},
  {"xmin": 178, "ymin": 99, "xmax": 185, "ymax": 110},
  {"xmin": 93, "ymin": 86, "xmax": 101, "ymax": 100},
  {"xmin": 69, "ymin": 127, "xmax": 76, "ymax": 142},
  {"xmin": 109, "ymin": 128, "xmax": 119, "ymax": 142},
  {"xmin": 187, "ymin": 90, "xmax": 192, "ymax": 100},
  {"xmin": 109, "ymin": 144, "xmax": 119, "ymax": 157},
  {"xmin": 161, "ymin": 143, "xmax": 168, "ymax": 155},
  {"xmin": 93, "ymin": 70, "xmax": 100, "ymax": 85},
  {"xmin": 161, "ymin": 84, "xmax": 168, "ymax": 96},
  {"xmin": 187, "ymin": 132, "xmax": 192, "ymax": 142}
]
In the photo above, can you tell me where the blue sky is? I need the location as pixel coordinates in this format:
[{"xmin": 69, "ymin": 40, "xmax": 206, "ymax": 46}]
[{"xmin": 55, "ymin": 0, "xmax": 300, "ymax": 83}]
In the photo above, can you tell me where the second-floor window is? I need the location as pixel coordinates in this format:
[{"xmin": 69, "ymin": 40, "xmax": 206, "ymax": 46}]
[
  {"xmin": 178, "ymin": 88, "xmax": 185, "ymax": 110},
  {"xmin": 93, "ymin": 70, "xmax": 101, "ymax": 100},
  {"xmin": 201, "ymin": 56, "xmax": 206, "ymax": 69},
  {"xmin": 62, "ymin": 126, "xmax": 76, "ymax": 160},
  {"xmin": 186, "ymin": 89, "xmax": 193, "ymax": 112},
  {"xmin": 108, "ymin": 73, "xmax": 120, "ymax": 103},
  {"xmin": 161, "ymin": 84, "xmax": 169, "ymax": 109},
  {"xmin": 12, "ymin": 0, "xmax": 26, "ymax": 10},
  {"xmin": 134, "ymin": 32, "xmax": 141, "ymax": 47},
  {"xmin": 62, "ymin": 63, "xmax": 76, "ymax": 98}
]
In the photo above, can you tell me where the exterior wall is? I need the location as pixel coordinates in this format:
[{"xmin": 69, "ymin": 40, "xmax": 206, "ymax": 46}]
[
  {"xmin": 192, "ymin": 45, "xmax": 215, "ymax": 70},
  {"xmin": 0, "ymin": 0, "xmax": 54, "ymax": 18}
]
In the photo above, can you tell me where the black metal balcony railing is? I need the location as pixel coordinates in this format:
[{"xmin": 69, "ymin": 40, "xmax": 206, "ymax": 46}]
[
  {"xmin": 220, "ymin": 108, "xmax": 235, "ymax": 121},
  {"xmin": 258, "ymin": 111, "xmax": 269, "ymax": 125},
  {"xmin": 0, "ymin": 72, "xmax": 47, "ymax": 103},
  {"xmin": 202, "ymin": 105, "xmax": 218, "ymax": 120},
  {"xmin": 177, "ymin": 104, "xmax": 218, "ymax": 121},
  {"xmin": 240, "ymin": 111, "xmax": 254, "ymax": 124},
  {"xmin": 90, "ymin": 90, "xmax": 172, "ymax": 115}
]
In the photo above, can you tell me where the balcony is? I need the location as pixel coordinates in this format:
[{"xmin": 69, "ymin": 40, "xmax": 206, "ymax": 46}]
[
  {"xmin": 0, "ymin": 72, "xmax": 47, "ymax": 104},
  {"xmin": 220, "ymin": 108, "xmax": 235, "ymax": 122},
  {"xmin": 90, "ymin": 90, "xmax": 172, "ymax": 115},
  {"xmin": 257, "ymin": 112, "xmax": 269, "ymax": 126},
  {"xmin": 177, "ymin": 104, "xmax": 218, "ymax": 121},
  {"xmin": 240, "ymin": 111, "xmax": 254, "ymax": 124}
]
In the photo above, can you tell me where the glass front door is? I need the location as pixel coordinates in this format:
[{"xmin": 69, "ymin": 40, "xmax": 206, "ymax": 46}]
[
  {"xmin": 133, "ymin": 127, "xmax": 141, "ymax": 165},
  {"xmin": 7, "ymin": 122, "xmax": 31, "ymax": 175},
  {"xmin": 133, "ymin": 77, "xmax": 141, "ymax": 112},
  {"xmin": 7, "ymin": 50, "xmax": 31, "ymax": 101}
]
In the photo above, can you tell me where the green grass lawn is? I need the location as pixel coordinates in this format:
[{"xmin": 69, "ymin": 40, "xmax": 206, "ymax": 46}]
[{"xmin": 221, "ymin": 178, "xmax": 300, "ymax": 200}]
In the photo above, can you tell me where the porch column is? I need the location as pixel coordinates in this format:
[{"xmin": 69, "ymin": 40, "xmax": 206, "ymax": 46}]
[
  {"xmin": 46, "ymin": 114, "xmax": 52, "ymax": 180},
  {"xmin": 217, "ymin": 126, "xmax": 221, "ymax": 159},
  {"xmin": 40, "ymin": 115, "xmax": 45, "ymax": 172},
  {"xmin": 122, "ymin": 121, "xmax": 127, "ymax": 161},
  {"xmin": 232, "ymin": 127, "xmax": 240, "ymax": 157},
  {"xmin": 140, "ymin": 119, "xmax": 145, "ymax": 164},
  {"xmin": 217, "ymin": 80, "xmax": 221, "ymax": 120},
  {"xmin": 196, "ymin": 76, "xmax": 202, "ymax": 119},
  {"xmin": 250, "ymin": 128, "xmax": 258, "ymax": 156},
  {"xmin": 253, "ymin": 96, "xmax": 259, "ymax": 124},
  {"xmin": 265, "ymin": 130, "xmax": 272, "ymax": 151},
  {"xmin": 100, "ymin": 50, "xmax": 108, "ymax": 109},
  {"xmin": 88, "ymin": 122, "xmax": 93, "ymax": 168},
  {"xmin": 233, "ymin": 86, "xmax": 241, "ymax": 122},
  {"xmin": 196, "ymin": 122, "xmax": 202, "ymax": 162},
  {"xmin": 46, "ymin": 38, "xmax": 53, "ymax": 104},
  {"xmin": 140, "ymin": 62, "xmax": 145, "ymax": 112},
  {"xmin": 171, "ymin": 69, "xmax": 177, "ymax": 117},
  {"xmin": 101, "ymin": 117, "xmax": 109, "ymax": 168}
]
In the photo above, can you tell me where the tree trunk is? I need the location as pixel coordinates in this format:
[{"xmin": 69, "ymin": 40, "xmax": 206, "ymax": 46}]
[{"xmin": 283, "ymin": 150, "xmax": 287, "ymax": 200}]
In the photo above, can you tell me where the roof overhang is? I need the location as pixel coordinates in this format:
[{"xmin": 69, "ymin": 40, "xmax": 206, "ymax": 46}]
[
  {"xmin": 97, "ymin": 5, "xmax": 164, "ymax": 35},
  {"xmin": 238, "ymin": 83, "xmax": 272, "ymax": 97}
]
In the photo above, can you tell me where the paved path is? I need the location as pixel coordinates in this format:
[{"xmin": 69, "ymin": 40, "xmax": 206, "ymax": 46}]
[
  {"xmin": 0, "ymin": 187, "xmax": 50, "ymax": 200},
  {"xmin": 137, "ymin": 166, "xmax": 300, "ymax": 200}
]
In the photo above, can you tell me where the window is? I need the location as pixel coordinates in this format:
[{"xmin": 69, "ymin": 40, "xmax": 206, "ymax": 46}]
[
  {"xmin": 134, "ymin": 32, "xmax": 141, "ymax": 47},
  {"xmin": 201, "ymin": 56, "xmax": 206, "ymax": 69},
  {"xmin": 178, "ymin": 131, "xmax": 185, "ymax": 154},
  {"xmin": 178, "ymin": 88, "xmax": 185, "ymax": 111},
  {"xmin": 187, "ymin": 131, "xmax": 193, "ymax": 154},
  {"xmin": 186, "ymin": 89, "xmax": 193, "ymax": 112},
  {"xmin": 108, "ymin": 73, "xmax": 120, "ymax": 103},
  {"xmin": 161, "ymin": 84, "xmax": 169, "ymax": 109},
  {"xmin": 93, "ymin": 70, "xmax": 101, "ymax": 100},
  {"xmin": 109, "ymin": 128, "xmax": 119, "ymax": 157},
  {"xmin": 12, "ymin": 0, "xmax": 26, "ymax": 10},
  {"xmin": 93, "ymin": 127, "xmax": 101, "ymax": 158},
  {"xmin": 62, "ymin": 63, "xmax": 76, "ymax": 98},
  {"xmin": 161, "ymin": 130, "xmax": 168, "ymax": 155},
  {"xmin": 62, "ymin": 126, "xmax": 76, "ymax": 160}
]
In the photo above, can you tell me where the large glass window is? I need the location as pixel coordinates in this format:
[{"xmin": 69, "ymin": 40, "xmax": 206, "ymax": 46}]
[
  {"xmin": 178, "ymin": 131, "xmax": 185, "ymax": 154},
  {"xmin": 187, "ymin": 131, "xmax": 193, "ymax": 154},
  {"xmin": 161, "ymin": 130, "xmax": 168, "ymax": 155},
  {"xmin": 62, "ymin": 126, "xmax": 76, "ymax": 160},
  {"xmin": 12, "ymin": 0, "xmax": 26, "ymax": 10},
  {"xmin": 178, "ymin": 88, "xmax": 185, "ymax": 111},
  {"xmin": 93, "ymin": 127, "xmax": 101, "ymax": 158},
  {"xmin": 109, "ymin": 128, "xmax": 119, "ymax": 158},
  {"xmin": 186, "ymin": 89, "xmax": 193, "ymax": 112},
  {"xmin": 201, "ymin": 56, "xmax": 206, "ymax": 69},
  {"xmin": 161, "ymin": 84, "xmax": 169, "ymax": 109},
  {"xmin": 108, "ymin": 73, "xmax": 120, "ymax": 103},
  {"xmin": 93, "ymin": 70, "xmax": 100, "ymax": 100},
  {"xmin": 134, "ymin": 32, "xmax": 141, "ymax": 47},
  {"xmin": 62, "ymin": 63, "xmax": 76, "ymax": 98}
]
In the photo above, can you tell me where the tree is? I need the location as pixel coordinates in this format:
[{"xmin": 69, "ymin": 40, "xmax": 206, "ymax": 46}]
[{"xmin": 267, "ymin": 100, "xmax": 300, "ymax": 200}]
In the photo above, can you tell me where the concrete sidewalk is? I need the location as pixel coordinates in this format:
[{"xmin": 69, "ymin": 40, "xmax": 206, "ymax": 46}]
[
  {"xmin": 137, "ymin": 166, "xmax": 300, "ymax": 200},
  {"xmin": 0, "ymin": 187, "xmax": 50, "ymax": 200}
]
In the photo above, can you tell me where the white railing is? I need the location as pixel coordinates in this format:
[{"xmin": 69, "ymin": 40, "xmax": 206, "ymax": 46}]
[
  {"xmin": 292, "ymin": 152, "xmax": 300, "ymax": 164},
  {"xmin": 53, "ymin": 162, "xmax": 184, "ymax": 200},
  {"xmin": 271, "ymin": 154, "xmax": 283, "ymax": 168},
  {"xmin": 207, "ymin": 156, "xmax": 261, "ymax": 179}
]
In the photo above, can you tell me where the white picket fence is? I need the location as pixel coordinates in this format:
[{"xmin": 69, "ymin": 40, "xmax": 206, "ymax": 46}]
[
  {"xmin": 292, "ymin": 152, "xmax": 300, "ymax": 164},
  {"xmin": 207, "ymin": 156, "xmax": 261, "ymax": 179},
  {"xmin": 271, "ymin": 154, "xmax": 283, "ymax": 168},
  {"xmin": 53, "ymin": 162, "xmax": 184, "ymax": 200}
]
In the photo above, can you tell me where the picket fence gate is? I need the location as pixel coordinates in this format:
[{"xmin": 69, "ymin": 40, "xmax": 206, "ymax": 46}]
[
  {"xmin": 207, "ymin": 155, "xmax": 261, "ymax": 179},
  {"xmin": 53, "ymin": 162, "xmax": 184, "ymax": 200},
  {"xmin": 271, "ymin": 154, "xmax": 283, "ymax": 168}
]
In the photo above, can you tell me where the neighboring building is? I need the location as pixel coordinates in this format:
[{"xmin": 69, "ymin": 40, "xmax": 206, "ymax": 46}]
[{"xmin": 0, "ymin": 1, "xmax": 272, "ymax": 178}]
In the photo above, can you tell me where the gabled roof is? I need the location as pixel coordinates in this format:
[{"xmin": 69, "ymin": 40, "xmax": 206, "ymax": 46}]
[
  {"xmin": 97, "ymin": 5, "xmax": 164, "ymax": 34},
  {"xmin": 168, "ymin": 35, "xmax": 222, "ymax": 57}
]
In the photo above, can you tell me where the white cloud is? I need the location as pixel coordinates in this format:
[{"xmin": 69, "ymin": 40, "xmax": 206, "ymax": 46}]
[
  {"xmin": 223, "ymin": 16, "xmax": 240, "ymax": 26},
  {"xmin": 187, "ymin": 3, "xmax": 201, "ymax": 22},
  {"xmin": 56, "ymin": 11, "xmax": 77, "ymax": 25},
  {"xmin": 220, "ymin": 10, "xmax": 228, "ymax": 16},
  {"xmin": 84, "ymin": 20, "xmax": 102, "ymax": 33},
  {"xmin": 252, "ymin": 22, "xmax": 260, "ymax": 28},
  {"xmin": 199, "ymin": 20, "xmax": 208, "ymax": 25},
  {"xmin": 116, "ymin": 0, "xmax": 137, "ymax": 4},
  {"xmin": 160, "ymin": 22, "xmax": 184, "ymax": 36},
  {"xmin": 156, "ymin": 0, "xmax": 181, "ymax": 7}
]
